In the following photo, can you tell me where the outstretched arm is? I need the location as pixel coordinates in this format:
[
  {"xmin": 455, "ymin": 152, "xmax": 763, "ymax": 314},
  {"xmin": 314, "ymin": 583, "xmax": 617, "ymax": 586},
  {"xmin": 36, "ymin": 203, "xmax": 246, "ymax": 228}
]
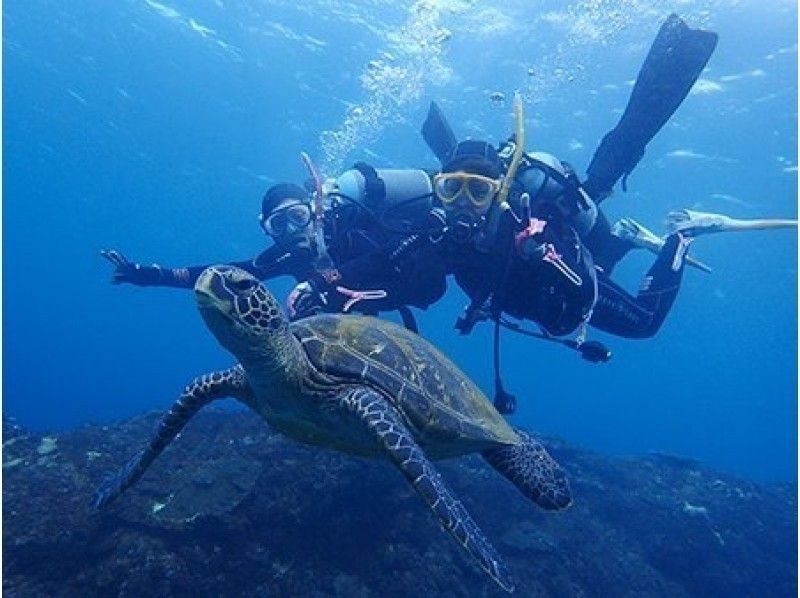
[
  {"xmin": 101, "ymin": 246, "xmax": 307, "ymax": 289},
  {"xmin": 92, "ymin": 366, "xmax": 252, "ymax": 509}
]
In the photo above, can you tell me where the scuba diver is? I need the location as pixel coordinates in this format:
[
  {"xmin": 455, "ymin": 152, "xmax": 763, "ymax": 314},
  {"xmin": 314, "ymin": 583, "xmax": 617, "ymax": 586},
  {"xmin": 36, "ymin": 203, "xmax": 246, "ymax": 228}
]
[
  {"xmin": 418, "ymin": 13, "xmax": 723, "ymax": 343},
  {"xmin": 103, "ymin": 175, "xmax": 446, "ymax": 332},
  {"xmin": 415, "ymin": 11, "xmax": 795, "ymax": 403},
  {"xmin": 430, "ymin": 105, "xmax": 603, "ymax": 414},
  {"xmin": 374, "ymin": 13, "xmax": 722, "ymax": 410}
]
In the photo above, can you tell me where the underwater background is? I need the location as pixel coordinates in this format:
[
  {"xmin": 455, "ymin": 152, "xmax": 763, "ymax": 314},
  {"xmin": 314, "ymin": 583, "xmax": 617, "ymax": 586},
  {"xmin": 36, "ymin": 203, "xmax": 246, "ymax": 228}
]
[{"xmin": 3, "ymin": 0, "xmax": 797, "ymax": 492}]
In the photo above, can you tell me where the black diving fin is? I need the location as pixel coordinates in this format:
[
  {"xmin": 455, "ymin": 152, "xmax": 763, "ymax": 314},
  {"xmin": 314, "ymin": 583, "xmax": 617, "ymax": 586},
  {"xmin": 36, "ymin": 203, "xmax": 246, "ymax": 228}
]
[
  {"xmin": 422, "ymin": 101, "xmax": 458, "ymax": 164},
  {"xmin": 583, "ymin": 14, "xmax": 718, "ymax": 202}
]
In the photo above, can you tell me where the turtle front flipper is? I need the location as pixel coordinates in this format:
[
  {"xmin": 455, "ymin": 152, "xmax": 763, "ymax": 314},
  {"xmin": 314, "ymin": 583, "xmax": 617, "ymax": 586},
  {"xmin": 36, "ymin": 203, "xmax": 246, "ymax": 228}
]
[
  {"xmin": 337, "ymin": 387, "xmax": 515, "ymax": 593},
  {"xmin": 92, "ymin": 366, "xmax": 252, "ymax": 509},
  {"xmin": 482, "ymin": 429, "xmax": 572, "ymax": 511}
]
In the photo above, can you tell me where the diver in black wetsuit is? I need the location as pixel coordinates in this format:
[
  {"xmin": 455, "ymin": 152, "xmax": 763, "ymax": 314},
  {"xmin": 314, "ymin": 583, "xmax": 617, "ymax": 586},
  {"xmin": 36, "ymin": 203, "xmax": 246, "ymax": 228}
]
[
  {"xmin": 416, "ymin": 13, "xmax": 722, "ymax": 342},
  {"xmin": 104, "ymin": 178, "xmax": 446, "ymax": 330}
]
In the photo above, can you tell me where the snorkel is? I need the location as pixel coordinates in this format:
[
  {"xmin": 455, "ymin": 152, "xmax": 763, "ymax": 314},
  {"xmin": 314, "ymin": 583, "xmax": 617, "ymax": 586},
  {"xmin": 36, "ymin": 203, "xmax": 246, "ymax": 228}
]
[
  {"xmin": 473, "ymin": 92, "xmax": 527, "ymax": 252},
  {"xmin": 497, "ymin": 92, "xmax": 525, "ymax": 209},
  {"xmin": 300, "ymin": 151, "xmax": 335, "ymax": 271}
]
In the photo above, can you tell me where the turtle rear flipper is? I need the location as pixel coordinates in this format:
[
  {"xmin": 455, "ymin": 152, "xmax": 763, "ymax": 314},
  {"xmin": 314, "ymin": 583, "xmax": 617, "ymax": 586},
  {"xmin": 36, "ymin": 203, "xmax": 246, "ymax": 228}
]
[
  {"xmin": 483, "ymin": 429, "xmax": 572, "ymax": 511},
  {"xmin": 338, "ymin": 386, "xmax": 515, "ymax": 593},
  {"xmin": 92, "ymin": 366, "xmax": 252, "ymax": 509}
]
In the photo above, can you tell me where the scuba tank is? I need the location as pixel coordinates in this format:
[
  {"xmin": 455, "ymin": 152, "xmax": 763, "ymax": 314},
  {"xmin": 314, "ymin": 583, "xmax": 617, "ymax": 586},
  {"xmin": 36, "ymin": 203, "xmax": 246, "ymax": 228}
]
[
  {"xmin": 329, "ymin": 165, "xmax": 434, "ymax": 234},
  {"xmin": 503, "ymin": 148, "xmax": 599, "ymax": 238}
]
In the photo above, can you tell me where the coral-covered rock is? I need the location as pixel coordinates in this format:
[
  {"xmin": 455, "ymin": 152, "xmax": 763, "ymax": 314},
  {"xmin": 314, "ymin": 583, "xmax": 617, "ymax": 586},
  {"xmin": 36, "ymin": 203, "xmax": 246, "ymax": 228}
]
[{"xmin": 2, "ymin": 410, "xmax": 796, "ymax": 597}]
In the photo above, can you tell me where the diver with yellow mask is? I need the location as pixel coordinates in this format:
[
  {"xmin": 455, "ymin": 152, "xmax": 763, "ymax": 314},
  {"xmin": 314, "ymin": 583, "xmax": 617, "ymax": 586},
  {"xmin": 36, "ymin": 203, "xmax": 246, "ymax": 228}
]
[{"xmin": 424, "ymin": 109, "xmax": 602, "ymax": 414}]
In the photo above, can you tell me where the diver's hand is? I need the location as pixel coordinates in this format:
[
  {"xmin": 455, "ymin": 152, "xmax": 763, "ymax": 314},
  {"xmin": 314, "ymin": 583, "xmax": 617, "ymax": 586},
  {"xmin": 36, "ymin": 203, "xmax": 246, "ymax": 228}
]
[
  {"xmin": 101, "ymin": 249, "xmax": 163, "ymax": 286},
  {"xmin": 287, "ymin": 280, "xmax": 327, "ymax": 320}
]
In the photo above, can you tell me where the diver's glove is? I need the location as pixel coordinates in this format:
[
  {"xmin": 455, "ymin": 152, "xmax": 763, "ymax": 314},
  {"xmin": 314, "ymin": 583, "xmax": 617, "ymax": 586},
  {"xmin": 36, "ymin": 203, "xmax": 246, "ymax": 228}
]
[
  {"xmin": 101, "ymin": 249, "xmax": 163, "ymax": 286},
  {"xmin": 287, "ymin": 275, "xmax": 331, "ymax": 320}
]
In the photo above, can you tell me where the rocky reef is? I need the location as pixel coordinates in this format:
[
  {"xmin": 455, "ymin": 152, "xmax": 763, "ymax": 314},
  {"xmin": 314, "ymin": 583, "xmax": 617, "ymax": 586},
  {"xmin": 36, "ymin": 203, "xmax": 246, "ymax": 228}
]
[{"xmin": 3, "ymin": 409, "xmax": 796, "ymax": 597}]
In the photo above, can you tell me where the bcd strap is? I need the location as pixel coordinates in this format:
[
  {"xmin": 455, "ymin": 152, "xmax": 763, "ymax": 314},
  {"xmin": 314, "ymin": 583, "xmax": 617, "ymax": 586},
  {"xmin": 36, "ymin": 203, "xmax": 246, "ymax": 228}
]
[
  {"xmin": 498, "ymin": 141, "xmax": 590, "ymax": 214},
  {"xmin": 455, "ymin": 209, "xmax": 519, "ymax": 335},
  {"xmin": 352, "ymin": 162, "xmax": 386, "ymax": 205}
]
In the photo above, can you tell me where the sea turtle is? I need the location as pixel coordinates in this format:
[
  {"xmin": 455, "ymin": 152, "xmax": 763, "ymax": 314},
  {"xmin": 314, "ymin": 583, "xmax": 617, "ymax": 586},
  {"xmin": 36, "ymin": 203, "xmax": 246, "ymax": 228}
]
[{"xmin": 93, "ymin": 265, "xmax": 571, "ymax": 592}]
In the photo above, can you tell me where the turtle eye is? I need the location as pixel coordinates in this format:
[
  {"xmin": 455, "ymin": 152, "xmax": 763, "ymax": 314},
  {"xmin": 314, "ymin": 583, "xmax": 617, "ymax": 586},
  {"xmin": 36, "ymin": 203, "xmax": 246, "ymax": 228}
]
[{"xmin": 228, "ymin": 277, "xmax": 259, "ymax": 294}]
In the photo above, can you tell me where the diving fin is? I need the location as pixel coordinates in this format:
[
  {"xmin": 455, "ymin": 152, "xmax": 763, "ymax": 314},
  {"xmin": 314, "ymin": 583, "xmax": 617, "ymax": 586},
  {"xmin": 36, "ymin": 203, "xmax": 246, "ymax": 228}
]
[
  {"xmin": 422, "ymin": 101, "xmax": 458, "ymax": 164},
  {"xmin": 583, "ymin": 14, "xmax": 718, "ymax": 202}
]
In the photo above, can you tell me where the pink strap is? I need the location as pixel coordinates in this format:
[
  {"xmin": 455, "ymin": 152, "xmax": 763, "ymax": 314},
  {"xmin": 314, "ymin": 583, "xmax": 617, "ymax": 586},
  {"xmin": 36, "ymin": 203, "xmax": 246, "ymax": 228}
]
[
  {"xmin": 335, "ymin": 286, "xmax": 388, "ymax": 312},
  {"xmin": 542, "ymin": 243, "xmax": 583, "ymax": 286}
]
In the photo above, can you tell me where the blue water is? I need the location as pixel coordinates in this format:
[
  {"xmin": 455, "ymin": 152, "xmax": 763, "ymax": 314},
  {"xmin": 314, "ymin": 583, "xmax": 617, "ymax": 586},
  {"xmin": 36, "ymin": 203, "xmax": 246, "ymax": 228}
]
[{"xmin": 4, "ymin": 0, "xmax": 797, "ymax": 482}]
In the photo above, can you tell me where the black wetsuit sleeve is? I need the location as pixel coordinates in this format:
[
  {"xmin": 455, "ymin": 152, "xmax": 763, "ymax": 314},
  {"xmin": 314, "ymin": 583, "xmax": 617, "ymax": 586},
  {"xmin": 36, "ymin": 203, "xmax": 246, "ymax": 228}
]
[
  {"xmin": 141, "ymin": 246, "xmax": 309, "ymax": 288},
  {"xmin": 583, "ymin": 209, "xmax": 634, "ymax": 274},
  {"xmin": 589, "ymin": 233, "xmax": 687, "ymax": 338}
]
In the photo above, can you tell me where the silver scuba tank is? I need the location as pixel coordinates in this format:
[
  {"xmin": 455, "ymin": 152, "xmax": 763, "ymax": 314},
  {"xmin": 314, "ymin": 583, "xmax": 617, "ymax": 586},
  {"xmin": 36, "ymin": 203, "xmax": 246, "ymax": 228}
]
[
  {"xmin": 332, "ymin": 168, "xmax": 434, "ymax": 231},
  {"xmin": 518, "ymin": 151, "xmax": 598, "ymax": 237}
]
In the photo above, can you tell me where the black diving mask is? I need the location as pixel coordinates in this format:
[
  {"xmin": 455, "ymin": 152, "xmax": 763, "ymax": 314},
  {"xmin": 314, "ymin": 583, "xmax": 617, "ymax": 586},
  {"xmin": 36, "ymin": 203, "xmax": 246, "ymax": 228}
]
[{"xmin": 260, "ymin": 201, "xmax": 313, "ymax": 237}]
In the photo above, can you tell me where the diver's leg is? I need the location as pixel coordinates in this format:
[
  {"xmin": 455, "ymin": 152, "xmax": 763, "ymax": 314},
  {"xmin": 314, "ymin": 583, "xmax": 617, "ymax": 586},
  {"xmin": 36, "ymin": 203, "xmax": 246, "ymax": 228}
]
[
  {"xmin": 611, "ymin": 218, "xmax": 664, "ymax": 253},
  {"xmin": 584, "ymin": 209, "xmax": 635, "ymax": 274},
  {"xmin": 591, "ymin": 276, "xmax": 657, "ymax": 338},
  {"xmin": 583, "ymin": 15, "xmax": 718, "ymax": 201},
  {"xmin": 590, "ymin": 234, "xmax": 690, "ymax": 338}
]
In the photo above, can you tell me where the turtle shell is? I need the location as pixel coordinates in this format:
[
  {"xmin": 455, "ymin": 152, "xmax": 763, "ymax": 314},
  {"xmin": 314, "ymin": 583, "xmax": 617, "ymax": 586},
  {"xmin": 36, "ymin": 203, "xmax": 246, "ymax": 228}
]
[{"xmin": 291, "ymin": 314, "xmax": 518, "ymax": 452}]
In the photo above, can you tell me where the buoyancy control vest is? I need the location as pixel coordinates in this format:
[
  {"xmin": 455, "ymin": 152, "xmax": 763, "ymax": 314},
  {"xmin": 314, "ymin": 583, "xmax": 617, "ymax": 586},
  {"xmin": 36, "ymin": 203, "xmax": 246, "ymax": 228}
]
[
  {"xmin": 506, "ymin": 199, "xmax": 598, "ymax": 337},
  {"xmin": 498, "ymin": 143, "xmax": 598, "ymax": 238}
]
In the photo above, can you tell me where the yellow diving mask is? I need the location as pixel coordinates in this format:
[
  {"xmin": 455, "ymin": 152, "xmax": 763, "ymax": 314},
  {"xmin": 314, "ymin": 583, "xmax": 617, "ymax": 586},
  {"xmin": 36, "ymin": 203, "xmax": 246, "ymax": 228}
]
[{"xmin": 433, "ymin": 172, "xmax": 502, "ymax": 211}]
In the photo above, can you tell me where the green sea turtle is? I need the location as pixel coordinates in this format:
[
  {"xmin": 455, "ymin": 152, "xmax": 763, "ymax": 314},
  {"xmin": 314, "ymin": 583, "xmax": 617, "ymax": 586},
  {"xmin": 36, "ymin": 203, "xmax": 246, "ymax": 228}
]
[{"xmin": 93, "ymin": 265, "xmax": 571, "ymax": 591}]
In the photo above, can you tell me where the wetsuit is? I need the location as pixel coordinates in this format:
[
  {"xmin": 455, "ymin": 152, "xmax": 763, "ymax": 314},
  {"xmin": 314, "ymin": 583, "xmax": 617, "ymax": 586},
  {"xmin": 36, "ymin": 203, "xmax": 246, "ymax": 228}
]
[
  {"xmin": 117, "ymin": 205, "xmax": 446, "ymax": 322},
  {"xmin": 590, "ymin": 233, "xmax": 689, "ymax": 338},
  {"xmin": 314, "ymin": 226, "xmax": 448, "ymax": 315},
  {"xmin": 128, "ymin": 244, "xmax": 315, "ymax": 288}
]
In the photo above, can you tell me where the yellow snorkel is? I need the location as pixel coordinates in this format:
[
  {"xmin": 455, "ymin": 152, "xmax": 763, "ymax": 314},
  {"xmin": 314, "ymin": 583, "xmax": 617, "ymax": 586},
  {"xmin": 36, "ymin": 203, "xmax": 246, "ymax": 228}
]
[{"xmin": 497, "ymin": 92, "xmax": 525, "ymax": 208}]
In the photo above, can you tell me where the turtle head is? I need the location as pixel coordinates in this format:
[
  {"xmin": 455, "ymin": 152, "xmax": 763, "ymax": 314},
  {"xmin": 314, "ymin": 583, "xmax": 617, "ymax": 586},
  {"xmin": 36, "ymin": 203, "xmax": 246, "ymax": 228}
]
[{"xmin": 195, "ymin": 266, "xmax": 293, "ymax": 369}]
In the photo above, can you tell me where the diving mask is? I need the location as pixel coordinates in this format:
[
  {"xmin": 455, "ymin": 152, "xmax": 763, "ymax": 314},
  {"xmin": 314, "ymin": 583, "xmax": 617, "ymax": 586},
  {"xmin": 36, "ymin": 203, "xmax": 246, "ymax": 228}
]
[
  {"xmin": 433, "ymin": 172, "xmax": 501, "ymax": 211},
  {"xmin": 260, "ymin": 201, "xmax": 313, "ymax": 237}
]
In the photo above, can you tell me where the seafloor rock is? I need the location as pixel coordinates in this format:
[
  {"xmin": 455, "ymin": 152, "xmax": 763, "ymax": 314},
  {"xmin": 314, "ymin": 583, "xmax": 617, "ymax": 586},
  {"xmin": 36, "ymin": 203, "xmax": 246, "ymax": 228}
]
[{"xmin": 2, "ymin": 410, "xmax": 796, "ymax": 597}]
